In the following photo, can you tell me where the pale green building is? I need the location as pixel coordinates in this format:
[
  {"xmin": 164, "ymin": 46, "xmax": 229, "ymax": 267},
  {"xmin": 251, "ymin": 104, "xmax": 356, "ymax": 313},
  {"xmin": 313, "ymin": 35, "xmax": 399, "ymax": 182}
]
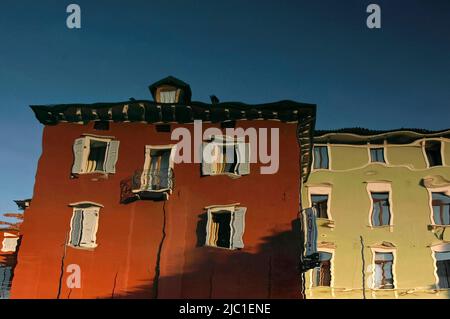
[{"xmin": 301, "ymin": 129, "xmax": 450, "ymax": 299}]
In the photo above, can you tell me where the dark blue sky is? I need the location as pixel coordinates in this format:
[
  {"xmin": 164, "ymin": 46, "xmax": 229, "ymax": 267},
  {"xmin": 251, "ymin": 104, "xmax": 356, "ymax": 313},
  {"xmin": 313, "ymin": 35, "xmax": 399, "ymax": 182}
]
[{"xmin": 0, "ymin": 0, "xmax": 449, "ymax": 216}]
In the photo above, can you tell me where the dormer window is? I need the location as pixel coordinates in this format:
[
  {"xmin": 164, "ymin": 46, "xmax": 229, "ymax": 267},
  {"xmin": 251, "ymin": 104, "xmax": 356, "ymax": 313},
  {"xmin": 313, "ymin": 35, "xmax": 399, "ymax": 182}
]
[
  {"xmin": 156, "ymin": 85, "xmax": 180, "ymax": 104},
  {"xmin": 148, "ymin": 76, "xmax": 192, "ymax": 105}
]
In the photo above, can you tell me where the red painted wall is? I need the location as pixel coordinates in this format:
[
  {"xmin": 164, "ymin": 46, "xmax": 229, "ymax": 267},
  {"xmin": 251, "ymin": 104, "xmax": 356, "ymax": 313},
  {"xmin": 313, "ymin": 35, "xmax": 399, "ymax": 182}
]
[{"xmin": 11, "ymin": 120, "xmax": 303, "ymax": 299}]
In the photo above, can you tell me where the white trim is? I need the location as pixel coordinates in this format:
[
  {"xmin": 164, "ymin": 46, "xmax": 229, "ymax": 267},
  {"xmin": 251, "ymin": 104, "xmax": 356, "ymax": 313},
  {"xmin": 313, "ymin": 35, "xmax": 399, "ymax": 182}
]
[
  {"xmin": 309, "ymin": 247, "xmax": 335, "ymax": 289},
  {"xmin": 426, "ymin": 186, "xmax": 450, "ymax": 226},
  {"xmin": 69, "ymin": 201, "xmax": 104, "ymax": 208},
  {"xmin": 307, "ymin": 184, "xmax": 333, "ymax": 221},
  {"xmin": 76, "ymin": 135, "xmax": 113, "ymax": 175},
  {"xmin": 430, "ymin": 244, "xmax": 450, "ymax": 290},
  {"xmin": 366, "ymin": 181, "xmax": 394, "ymax": 228},
  {"xmin": 141, "ymin": 144, "xmax": 177, "ymax": 193},
  {"xmin": 370, "ymin": 247, "xmax": 397, "ymax": 290},
  {"xmin": 68, "ymin": 206, "xmax": 100, "ymax": 250},
  {"xmin": 422, "ymin": 138, "xmax": 445, "ymax": 169},
  {"xmin": 367, "ymin": 143, "xmax": 389, "ymax": 165},
  {"xmin": 309, "ymin": 138, "xmax": 449, "ymax": 173},
  {"xmin": 311, "ymin": 144, "xmax": 331, "ymax": 171}
]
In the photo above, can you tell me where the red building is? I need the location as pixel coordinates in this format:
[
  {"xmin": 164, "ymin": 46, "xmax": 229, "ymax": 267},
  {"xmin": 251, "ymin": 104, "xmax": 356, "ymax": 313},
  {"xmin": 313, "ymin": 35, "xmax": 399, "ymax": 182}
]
[{"xmin": 11, "ymin": 77, "xmax": 316, "ymax": 299}]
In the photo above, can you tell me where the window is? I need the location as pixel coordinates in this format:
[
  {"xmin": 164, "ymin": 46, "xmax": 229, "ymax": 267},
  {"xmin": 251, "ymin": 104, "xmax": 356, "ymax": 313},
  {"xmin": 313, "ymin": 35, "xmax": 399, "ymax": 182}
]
[
  {"xmin": 1, "ymin": 233, "xmax": 19, "ymax": 253},
  {"xmin": 312, "ymin": 251, "xmax": 332, "ymax": 287},
  {"xmin": 205, "ymin": 205, "xmax": 246, "ymax": 250},
  {"xmin": 72, "ymin": 136, "xmax": 120, "ymax": 175},
  {"xmin": 311, "ymin": 195, "xmax": 329, "ymax": 219},
  {"xmin": 371, "ymin": 192, "xmax": 391, "ymax": 227},
  {"xmin": 374, "ymin": 252, "xmax": 394, "ymax": 289},
  {"xmin": 139, "ymin": 146, "xmax": 176, "ymax": 193},
  {"xmin": 202, "ymin": 136, "xmax": 250, "ymax": 177},
  {"xmin": 0, "ymin": 265, "xmax": 12, "ymax": 299},
  {"xmin": 431, "ymin": 192, "xmax": 450, "ymax": 225},
  {"xmin": 156, "ymin": 85, "xmax": 180, "ymax": 103},
  {"xmin": 435, "ymin": 251, "xmax": 450, "ymax": 288},
  {"xmin": 69, "ymin": 206, "xmax": 100, "ymax": 249},
  {"xmin": 313, "ymin": 146, "xmax": 329, "ymax": 169},
  {"xmin": 425, "ymin": 141, "xmax": 442, "ymax": 167},
  {"xmin": 370, "ymin": 148, "xmax": 385, "ymax": 163}
]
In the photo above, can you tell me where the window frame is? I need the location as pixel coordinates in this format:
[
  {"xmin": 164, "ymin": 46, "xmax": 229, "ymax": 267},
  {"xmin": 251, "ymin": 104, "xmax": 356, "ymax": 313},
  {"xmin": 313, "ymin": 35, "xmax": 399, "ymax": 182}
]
[
  {"xmin": 425, "ymin": 184, "xmax": 450, "ymax": 227},
  {"xmin": 423, "ymin": 139, "xmax": 444, "ymax": 168},
  {"xmin": 205, "ymin": 204, "xmax": 246, "ymax": 251},
  {"xmin": 72, "ymin": 135, "xmax": 119, "ymax": 175},
  {"xmin": 67, "ymin": 203, "xmax": 102, "ymax": 250},
  {"xmin": 156, "ymin": 85, "xmax": 181, "ymax": 104},
  {"xmin": 366, "ymin": 182, "xmax": 394, "ymax": 228},
  {"xmin": 371, "ymin": 248, "xmax": 396, "ymax": 290},
  {"xmin": 312, "ymin": 144, "xmax": 330, "ymax": 170},
  {"xmin": 307, "ymin": 185, "xmax": 333, "ymax": 221},
  {"xmin": 368, "ymin": 146, "xmax": 387, "ymax": 164},
  {"xmin": 431, "ymin": 243, "xmax": 450, "ymax": 290},
  {"xmin": 202, "ymin": 135, "xmax": 250, "ymax": 178},
  {"xmin": 138, "ymin": 144, "xmax": 177, "ymax": 194},
  {"xmin": 310, "ymin": 248, "xmax": 334, "ymax": 289}
]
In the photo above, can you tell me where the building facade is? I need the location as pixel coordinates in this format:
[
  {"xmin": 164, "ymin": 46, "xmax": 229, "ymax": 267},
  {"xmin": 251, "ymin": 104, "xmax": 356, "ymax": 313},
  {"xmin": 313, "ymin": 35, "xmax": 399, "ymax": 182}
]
[
  {"xmin": 0, "ymin": 229, "xmax": 21, "ymax": 299},
  {"xmin": 11, "ymin": 77, "xmax": 316, "ymax": 299},
  {"xmin": 301, "ymin": 129, "xmax": 450, "ymax": 299}
]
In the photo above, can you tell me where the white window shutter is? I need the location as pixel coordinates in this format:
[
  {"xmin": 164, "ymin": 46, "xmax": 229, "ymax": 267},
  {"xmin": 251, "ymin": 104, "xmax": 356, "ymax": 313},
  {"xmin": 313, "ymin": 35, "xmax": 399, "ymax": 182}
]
[
  {"xmin": 231, "ymin": 207, "xmax": 246, "ymax": 249},
  {"xmin": 1, "ymin": 237, "xmax": 19, "ymax": 253},
  {"xmin": 105, "ymin": 140, "xmax": 120, "ymax": 174},
  {"xmin": 69, "ymin": 210, "xmax": 83, "ymax": 247},
  {"xmin": 236, "ymin": 143, "xmax": 251, "ymax": 175},
  {"xmin": 202, "ymin": 142, "xmax": 213, "ymax": 176},
  {"xmin": 72, "ymin": 138, "xmax": 86, "ymax": 174},
  {"xmin": 80, "ymin": 208, "xmax": 99, "ymax": 248}
]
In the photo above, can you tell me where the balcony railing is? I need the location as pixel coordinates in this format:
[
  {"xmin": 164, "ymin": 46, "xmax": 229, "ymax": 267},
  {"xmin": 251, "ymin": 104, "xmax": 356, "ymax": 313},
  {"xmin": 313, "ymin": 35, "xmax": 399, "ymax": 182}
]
[{"xmin": 120, "ymin": 169, "xmax": 175, "ymax": 204}]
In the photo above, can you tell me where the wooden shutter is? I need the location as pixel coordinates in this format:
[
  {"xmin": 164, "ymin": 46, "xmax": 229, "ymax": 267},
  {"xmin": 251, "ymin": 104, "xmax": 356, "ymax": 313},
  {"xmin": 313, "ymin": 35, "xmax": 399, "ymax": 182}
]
[
  {"xmin": 202, "ymin": 142, "xmax": 213, "ymax": 176},
  {"xmin": 105, "ymin": 140, "xmax": 120, "ymax": 174},
  {"xmin": 231, "ymin": 207, "xmax": 246, "ymax": 249},
  {"xmin": 236, "ymin": 143, "xmax": 250, "ymax": 175},
  {"xmin": 80, "ymin": 208, "xmax": 100, "ymax": 248},
  {"xmin": 1, "ymin": 238, "xmax": 18, "ymax": 253},
  {"xmin": 72, "ymin": 138, "xmax": 86, "ymax": 174},
  {"xmin": 70, "ymin": 210, "xmax": 83, "ymax": 247}
]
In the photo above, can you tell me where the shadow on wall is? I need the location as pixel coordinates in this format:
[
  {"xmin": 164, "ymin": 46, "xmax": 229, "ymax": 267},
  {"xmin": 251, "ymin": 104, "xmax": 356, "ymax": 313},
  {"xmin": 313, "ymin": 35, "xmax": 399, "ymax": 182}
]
[{"xmin": 102, "ymin": 219, "xmax": 303, "ymax": 299}]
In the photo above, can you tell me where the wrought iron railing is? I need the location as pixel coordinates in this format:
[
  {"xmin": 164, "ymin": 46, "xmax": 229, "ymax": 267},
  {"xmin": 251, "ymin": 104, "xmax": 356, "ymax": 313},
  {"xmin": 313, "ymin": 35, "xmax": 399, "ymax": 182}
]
[
  {"xmin": 120, "ymin": 169, "xmax": 175, "ymax": 204},
  {"xmin": 131, "ymin": 169, "xmax": 174, "ymax": 192}
]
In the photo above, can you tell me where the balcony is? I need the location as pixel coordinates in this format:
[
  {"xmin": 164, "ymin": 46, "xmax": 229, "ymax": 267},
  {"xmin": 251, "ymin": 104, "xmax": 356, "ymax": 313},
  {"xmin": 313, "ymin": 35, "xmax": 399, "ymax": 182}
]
[{"xmin": 120, "ymin": 169, "xmax": 174, "ymax": 203}]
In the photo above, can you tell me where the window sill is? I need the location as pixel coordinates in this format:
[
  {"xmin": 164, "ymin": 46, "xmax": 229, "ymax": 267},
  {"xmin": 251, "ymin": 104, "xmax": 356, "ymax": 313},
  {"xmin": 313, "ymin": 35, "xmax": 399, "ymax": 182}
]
[
  {"xmin": 367, "ymin": 225, "xmax": 394, "ymax": 229},
  {"xmin": 428, "ymin": 224, "xmax": 450, "ymax": 231},
  {"xmin": 317, "ymin": 219, "xmax": 335, "ymax": 228},
  {"xmin": 67, "ymin": 244, "xmax": 97, "ymax": 251},
  {"xmin": 207, "ymin": 172, "xmax": 244, "ymax": 179}
]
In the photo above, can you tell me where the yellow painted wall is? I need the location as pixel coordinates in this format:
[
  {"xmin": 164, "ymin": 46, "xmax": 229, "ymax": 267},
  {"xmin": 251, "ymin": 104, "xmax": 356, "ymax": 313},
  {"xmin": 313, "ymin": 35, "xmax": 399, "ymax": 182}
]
[{"xmin": 303, "ymin": 138, "xmax": 450, "ymax": 299}]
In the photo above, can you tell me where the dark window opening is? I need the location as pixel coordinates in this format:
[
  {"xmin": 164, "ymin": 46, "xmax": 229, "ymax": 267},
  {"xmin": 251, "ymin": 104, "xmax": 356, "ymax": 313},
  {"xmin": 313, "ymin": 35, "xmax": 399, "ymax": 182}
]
[
  {"xmin": 87, "ymin": 140, "xmax": 108, "ymax": 172},
  {"xmin": 371, "ymin": 192, "xmax": 391, "ymax": 226},
  {"xmin": 435, "ymin": 252, "xmax": 450, "ymax": 288},
  {"xmin": 311, "ymin": 194, "xmax": 329, "ymax": 219},
  {"xmin": 425, "ymin": 141, "xmax": 442, "ymax": 167},
  {"xmin": 312, "ymin": 252, "xmax": 332, "ymax": 287},
  {"xmin": 156, "ymin": 124, "xmax": 171, "ymax": 133},
  {"xmin": 93, "ymin": 121, "xmax": 110, "ymax": 131},
  {"xmin": 432, "ymin": 193, "xmax": 450, "ymax": 225},
  {"xmin": 313, "ymin": 146, "xmax": 329, "ymax": 169},
  {"xmin": 208, "ymin": 211, "xmax": 232, "ymax": 249},
  {"xmin": 370, "ymin": 148, "xmax": 386, "ymax": 163}
]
